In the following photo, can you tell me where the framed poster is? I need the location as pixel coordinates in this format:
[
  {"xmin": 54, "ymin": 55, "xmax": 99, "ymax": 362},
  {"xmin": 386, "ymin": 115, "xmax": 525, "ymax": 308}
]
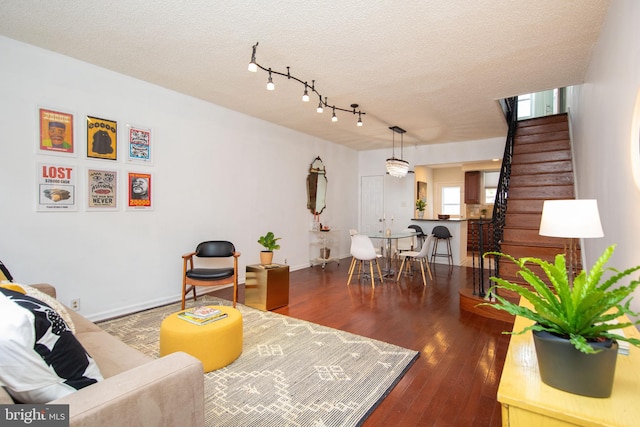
[
  {"xmin": 127, "ymin": 172, "xmax": 152, "ymax": 209},
  {"xmin": 126, "ymin": 123, "xmax": 152, "ymax": 164},
  {"xmin": 417, "ymin": 181, "xmax": 427, "ymax": 202},
  {"xmin": 87, "ymin": 115, "xmax": 117, "ymax": 160},
  {"xmin": 37, "ymin": 163, "xmax": 77, "ymax": 212},
  {"xmin": 87, "ymin": 168, "xmax": 118, "ymax": 210},
  {"xmin": 38, "ymin": 107, "xmax": 75, "ymax": 156}
]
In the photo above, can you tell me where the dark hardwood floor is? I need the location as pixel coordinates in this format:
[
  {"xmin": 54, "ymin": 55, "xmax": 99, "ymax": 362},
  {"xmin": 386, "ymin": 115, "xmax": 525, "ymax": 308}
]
[{"xmin": 212, "ymin": 258, "xmax": 513, "ymax": 427}]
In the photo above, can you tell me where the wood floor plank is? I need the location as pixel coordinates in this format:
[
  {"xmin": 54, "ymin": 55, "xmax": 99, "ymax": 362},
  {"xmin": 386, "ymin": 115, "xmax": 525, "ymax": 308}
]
[{"xmin": 210, "ymin": 258, "xmax": 513, "ymax": 426}]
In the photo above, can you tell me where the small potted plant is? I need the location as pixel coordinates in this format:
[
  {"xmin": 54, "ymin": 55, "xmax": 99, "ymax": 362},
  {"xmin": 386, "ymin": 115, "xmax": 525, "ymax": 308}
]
[
  {"xmin": 482, "ymin": 244, "xmax": 640, "ymax": 397},
  {"xmin": 416, "ymin": 199, "xmax": 426, "ymax": 218},
  {"xmin": 257, "ymin": 231, "xmax": 281, "ymax": 265}
]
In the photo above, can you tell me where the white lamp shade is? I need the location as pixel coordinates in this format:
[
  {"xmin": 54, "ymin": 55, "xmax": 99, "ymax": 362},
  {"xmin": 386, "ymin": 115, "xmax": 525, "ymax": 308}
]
[{"xmin": 539, "ymin": 199, "xmax": 604, "ymax": 238}]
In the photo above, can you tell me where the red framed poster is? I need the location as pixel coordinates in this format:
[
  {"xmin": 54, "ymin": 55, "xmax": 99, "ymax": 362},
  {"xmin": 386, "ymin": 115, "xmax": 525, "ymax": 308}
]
[{"xmin": 127, "ymin": 172, "xmax": 152, "ymax": 209}]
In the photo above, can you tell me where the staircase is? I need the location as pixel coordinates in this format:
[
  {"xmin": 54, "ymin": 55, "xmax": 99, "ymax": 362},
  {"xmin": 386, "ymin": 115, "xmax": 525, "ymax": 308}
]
[
  {"xmin": 498, "ymin": 113, "xmax": 578, "ymax": 288},
  {"xmin": 460, "ymin": 112, "xmax": 578, "ymax": 321}
]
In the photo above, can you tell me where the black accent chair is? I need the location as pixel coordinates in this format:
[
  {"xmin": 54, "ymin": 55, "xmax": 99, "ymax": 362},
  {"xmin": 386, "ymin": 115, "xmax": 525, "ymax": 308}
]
[{"xmin": 181, "ymin": 241, "xmax": 240, "ymax": 310}]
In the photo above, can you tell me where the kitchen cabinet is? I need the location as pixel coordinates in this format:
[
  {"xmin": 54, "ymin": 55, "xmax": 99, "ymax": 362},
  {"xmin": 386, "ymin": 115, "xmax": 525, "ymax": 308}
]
[
  {"xmin": 464, "ymin": 171, "xmax": 481, "ymax": 204},
  {"xmin": 467, "ymin": 219, "xmax": 492, "ymax": 252}
]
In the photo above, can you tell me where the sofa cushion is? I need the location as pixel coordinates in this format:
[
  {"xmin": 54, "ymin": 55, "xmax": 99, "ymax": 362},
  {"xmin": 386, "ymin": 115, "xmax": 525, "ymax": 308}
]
[
  {"xmin": 1, "ymin": 283, "xmax": 76, "ymax": 334},
  {"xmin": 0, "ymin": 288, "xmax": 103, "ymax": 403}
]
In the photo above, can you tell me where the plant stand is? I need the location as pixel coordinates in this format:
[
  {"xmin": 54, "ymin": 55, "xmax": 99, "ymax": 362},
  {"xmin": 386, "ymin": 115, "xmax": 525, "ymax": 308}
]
[
  {"xmin": 498, "ymin": 299, "xmax": 640, "ymax": 426},
  {"xmin": 245, "ymin": 264, "xmax": 289, "ymax": 311}
]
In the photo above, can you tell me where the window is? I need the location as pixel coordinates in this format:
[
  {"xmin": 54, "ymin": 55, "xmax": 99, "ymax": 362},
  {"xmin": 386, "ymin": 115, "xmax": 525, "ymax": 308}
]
[
  {"xmin": 518, "ymin": 93, "xmax": 533, "ymax": 119},
  {"xmin": 483, "ymin": 171, "xmax": 499, "ymax": 204},
  {"xmin": 441, "ymin": 186, "xmax": 461, "ymax": 216},
  {"xmin": 485, "ymin": 188, "xmax": 497, "ymax": 204}
]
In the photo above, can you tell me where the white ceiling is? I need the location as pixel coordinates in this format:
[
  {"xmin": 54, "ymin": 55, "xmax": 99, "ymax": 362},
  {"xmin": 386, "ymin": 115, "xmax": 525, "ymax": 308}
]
[{"xmin": 0, "ymin": 0, "xmax": 610, "ymax": 151}]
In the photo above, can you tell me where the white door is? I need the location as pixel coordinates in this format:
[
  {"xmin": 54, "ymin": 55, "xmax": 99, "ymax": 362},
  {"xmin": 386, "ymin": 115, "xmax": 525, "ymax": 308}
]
[{"xmin": 361, "ymin": 175, "xmax": 384, "ymax": 234}]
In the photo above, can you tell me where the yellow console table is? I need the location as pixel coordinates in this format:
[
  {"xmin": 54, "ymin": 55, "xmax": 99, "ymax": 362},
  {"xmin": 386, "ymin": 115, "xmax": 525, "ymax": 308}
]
[{"xmin": 498, "ymin": 300, "xmax": 640, "ymax": 426}]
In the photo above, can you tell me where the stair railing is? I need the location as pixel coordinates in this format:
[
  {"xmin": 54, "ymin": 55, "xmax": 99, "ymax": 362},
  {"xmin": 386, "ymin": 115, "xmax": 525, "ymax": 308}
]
[{"xmin": 472, "ymin": 97, "xmax": 518, "ymax": 297}]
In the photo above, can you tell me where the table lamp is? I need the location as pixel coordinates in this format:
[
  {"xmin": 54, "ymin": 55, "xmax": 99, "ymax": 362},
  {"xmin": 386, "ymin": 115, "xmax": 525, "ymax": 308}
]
[{"xmin": 539, "ymin": 199, "xmax": 604, "ymax": 283}]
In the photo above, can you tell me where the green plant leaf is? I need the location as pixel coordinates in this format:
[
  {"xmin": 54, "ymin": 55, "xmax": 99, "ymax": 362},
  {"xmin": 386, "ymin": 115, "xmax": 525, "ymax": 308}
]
[{"xmin": 480, "ymin": 246, "xmax": 640, "ymax": 353}]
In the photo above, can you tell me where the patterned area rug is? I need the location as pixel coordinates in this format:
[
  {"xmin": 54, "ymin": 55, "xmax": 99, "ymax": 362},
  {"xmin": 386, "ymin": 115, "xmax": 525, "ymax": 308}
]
[{"xmin": 98, "ymin": 296, "xmax": 419, "ymax": 427}]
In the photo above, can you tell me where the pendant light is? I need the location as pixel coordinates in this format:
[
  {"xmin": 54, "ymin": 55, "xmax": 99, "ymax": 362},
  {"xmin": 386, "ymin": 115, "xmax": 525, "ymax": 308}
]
[{"xmin": 386, "ymin": 126, "xmax": 409, "ymax": 178}]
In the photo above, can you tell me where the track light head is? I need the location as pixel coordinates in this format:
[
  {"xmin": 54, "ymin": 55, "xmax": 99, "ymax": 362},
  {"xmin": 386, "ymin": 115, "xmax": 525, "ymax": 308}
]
[
  {"xmin": 266, "ymin": 69, "xmax": 274, "ymax": 90},
  {"xmin": 248, "ymin": 42, "xmax": 259, "ymax": 72}
]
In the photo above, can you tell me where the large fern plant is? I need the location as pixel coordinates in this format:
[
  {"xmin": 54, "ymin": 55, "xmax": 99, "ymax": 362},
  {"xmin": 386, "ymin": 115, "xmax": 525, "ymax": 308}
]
[{"xmin": 484, "ymin": 244, "xmax": 640, "ymax": 354}]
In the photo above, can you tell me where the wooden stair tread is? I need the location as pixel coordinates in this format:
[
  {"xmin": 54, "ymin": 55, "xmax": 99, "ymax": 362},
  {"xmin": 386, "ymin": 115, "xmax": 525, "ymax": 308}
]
[
  {"xmin": 509, "ymin": 160, "xmax": 573, "ymax": 175},
  {"xmin": 517, "ymin": 113, "xmax": 568, "ymax": 127},
  {"xmin": 512, "ymin": 140, "xmax": 571, "ymax": 154},
  {"xmin": 509, "ymin": 172, "xmax": 574, "ymax": 186}
]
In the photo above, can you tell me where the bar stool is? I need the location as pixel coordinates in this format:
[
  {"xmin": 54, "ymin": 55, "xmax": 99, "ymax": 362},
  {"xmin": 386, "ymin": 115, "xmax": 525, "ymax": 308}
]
[
  {"xmin": 431, "ymin": 225, "xmax": 453, "ymax": 266},
  {"xmin": 408, "ymin": 225, "xmax": 425, "ymax": 249}
]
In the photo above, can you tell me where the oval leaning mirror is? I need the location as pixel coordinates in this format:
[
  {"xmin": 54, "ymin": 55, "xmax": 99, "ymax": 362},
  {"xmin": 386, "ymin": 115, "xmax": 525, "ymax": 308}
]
[{"xmin": 307, "ymin": 157, "xmax": 327, "ymax": 214}]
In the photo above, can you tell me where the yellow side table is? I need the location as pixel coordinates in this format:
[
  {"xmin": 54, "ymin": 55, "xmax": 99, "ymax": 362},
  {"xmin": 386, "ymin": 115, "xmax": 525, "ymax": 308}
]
[{"xmin": 159, "ymin": 305, "xmax": 242, "ymax": 372}]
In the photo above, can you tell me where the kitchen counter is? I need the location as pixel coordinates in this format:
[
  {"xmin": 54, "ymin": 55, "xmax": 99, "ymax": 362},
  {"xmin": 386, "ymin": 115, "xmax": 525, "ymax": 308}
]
[
  {"xmin": 412, "ymin": 218, "xmax": 468, "ymax": 222},
  {"xmin": 410, "ymin": 218, "xmax": 468, "ymax": 266}
]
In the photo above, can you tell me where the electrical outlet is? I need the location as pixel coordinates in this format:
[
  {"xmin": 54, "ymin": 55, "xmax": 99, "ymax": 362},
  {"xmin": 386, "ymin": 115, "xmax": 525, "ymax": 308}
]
[
  {"xmin": 70, "ymin": 298, "xmax": 80, "ymax": 311},
  {"xmin": 284, "ymin": 259, "xmax": 288, "ymax": 264}
]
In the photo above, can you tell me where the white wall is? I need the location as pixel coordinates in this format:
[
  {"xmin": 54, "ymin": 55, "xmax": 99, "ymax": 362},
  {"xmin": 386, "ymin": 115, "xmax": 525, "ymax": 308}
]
[
  {"xmin": 0, "ymin": 36, "xmax": 358, "ymax": 321},
  {"xmin": 567, "ymin": 0, "xmax": 640, "ymax": 315},
  {"xmin": 357, "ymin": 137, "xmax": 505, "ymax": 228}
]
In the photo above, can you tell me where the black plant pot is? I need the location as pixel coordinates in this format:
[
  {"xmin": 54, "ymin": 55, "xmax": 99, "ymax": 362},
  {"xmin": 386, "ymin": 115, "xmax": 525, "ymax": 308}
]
[{"xmin": 532, "ymin": 330, "xmax": 618, "ymax": 398}]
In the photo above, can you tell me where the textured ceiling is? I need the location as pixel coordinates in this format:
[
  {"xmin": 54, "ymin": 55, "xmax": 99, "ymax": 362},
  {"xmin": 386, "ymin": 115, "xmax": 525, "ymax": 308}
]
[{"xmin": 0, "ymin": 0, "xmax": 610, "ymax": 151}]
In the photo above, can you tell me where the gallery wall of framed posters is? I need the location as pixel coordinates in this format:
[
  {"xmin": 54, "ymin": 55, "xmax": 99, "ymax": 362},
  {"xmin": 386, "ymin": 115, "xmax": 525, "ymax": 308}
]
[{"xmin": 33, "ymin": 105, "xmax": 154, "ymax": 212}]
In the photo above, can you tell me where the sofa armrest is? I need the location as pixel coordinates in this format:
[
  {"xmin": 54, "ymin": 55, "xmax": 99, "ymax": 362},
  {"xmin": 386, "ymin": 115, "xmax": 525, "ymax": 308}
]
[
  {"xmin": 52, "ymin": 352, "xmax": 205, "ymax": 427},
  {"xmin": 28, "ymin": 283, "xmax": 57, "ymax": 298}
]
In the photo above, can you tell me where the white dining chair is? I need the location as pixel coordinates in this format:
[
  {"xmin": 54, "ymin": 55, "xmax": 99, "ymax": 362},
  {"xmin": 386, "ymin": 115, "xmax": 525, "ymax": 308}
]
[
  {"xmin": 395, "ymin": 228, "xmax": 416, "ymax": 263},
  {"xmin": 396, "ymin": 234, "xmax": 435, "ymax": 286},
  {"xmin": 347, "ymin": 234, "xmax": 384, "ymax": 287}
]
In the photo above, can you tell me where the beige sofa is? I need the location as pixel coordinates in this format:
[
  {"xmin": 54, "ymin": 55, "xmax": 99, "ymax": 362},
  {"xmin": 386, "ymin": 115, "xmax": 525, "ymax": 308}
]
[{"xmin": 0, "ymin": 284, "xmax": 205, "ymax": 427}]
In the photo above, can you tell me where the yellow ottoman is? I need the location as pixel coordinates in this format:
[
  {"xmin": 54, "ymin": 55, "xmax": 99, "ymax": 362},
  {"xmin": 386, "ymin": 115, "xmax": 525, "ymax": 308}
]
[{"xmin": 159, "ymin": 305, "xmax": 242, "ymax": 372}]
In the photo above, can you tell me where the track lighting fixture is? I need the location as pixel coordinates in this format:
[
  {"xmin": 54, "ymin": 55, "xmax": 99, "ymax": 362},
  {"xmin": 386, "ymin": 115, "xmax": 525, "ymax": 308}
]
[
  {"xmin": 386, "ymin": 126, "xmax": 409, "ymax": 178},
  {"xmin": 248, "ymin": 42, "xmax": 365, "ymax": 126}
]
